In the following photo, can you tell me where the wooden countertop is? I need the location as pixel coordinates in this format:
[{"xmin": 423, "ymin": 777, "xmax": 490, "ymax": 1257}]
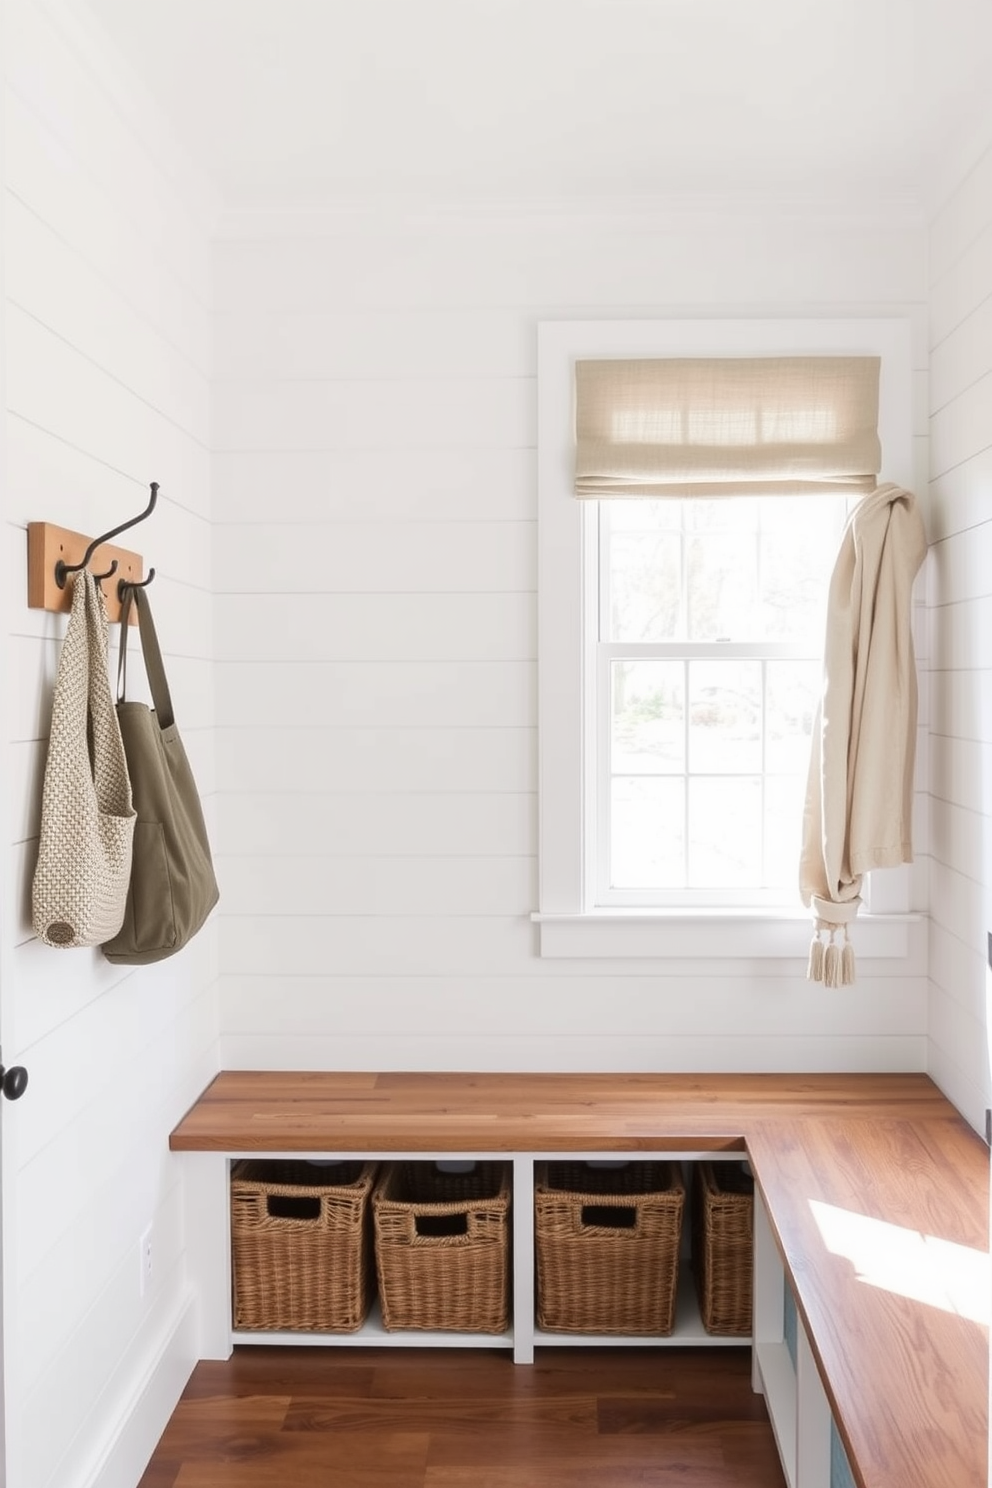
[
  {"xmin": 170, "ymin": 1071, "xmax": 989, "ymax": 1488},
  {"xmin": 169, "ymin": 1069, "xmax": 961, "ymax": 1152}
]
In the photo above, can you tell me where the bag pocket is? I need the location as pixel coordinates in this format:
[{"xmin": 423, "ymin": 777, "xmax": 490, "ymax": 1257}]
[{"xmin": 127, "ymin": 819, "xmax": 177, "ymax": 952}]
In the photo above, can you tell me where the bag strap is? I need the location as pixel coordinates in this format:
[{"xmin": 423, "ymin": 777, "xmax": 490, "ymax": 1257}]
[
  {"xmin": 84, "ymin": 571, "xmax": 133, "ymax": 811},
  {"xmin": 118, "ymin": 584, "xmax": 175, "ymax": 729}
]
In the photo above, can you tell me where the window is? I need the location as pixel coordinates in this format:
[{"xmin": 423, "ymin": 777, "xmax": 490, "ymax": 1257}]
[
  {"xmin": 598, "ymin": 493, "xmax": 846, "ymax": 907},
  {"xmin": 535, "ymin": 319, "xmax": 917, "ymax": 960}
]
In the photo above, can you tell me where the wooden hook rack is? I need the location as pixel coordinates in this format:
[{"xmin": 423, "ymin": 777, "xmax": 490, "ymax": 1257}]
[{"xmin": 27, "ymin": 523, "xmax": 145, "ymax": 625}]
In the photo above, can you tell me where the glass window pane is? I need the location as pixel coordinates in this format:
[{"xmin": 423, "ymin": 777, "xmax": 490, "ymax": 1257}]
[
  {"xmin": 611, "ymin": 661, "xmax": 685, "ymax": 774},
  {"xmin": 758, "ymin": 494, "xmax": 846, "ymax": 538},
  {"xmin": 759, "ymin": 536, "xmax": 830, "ymax": 641},
  {"xmin": 684, "ymin": 498, "xmax": 758, "ymax": 532},
  {"xmin": 609, "ymin": 532, "xmax": 681, "ymax": 642},
  {"xmin": 686, "ymin": 533, "xmax": 757, "ymax": 639},
  {"xmin": 687, "ymin": 777, "xmax": 761, "ymax": 887},
  {"xmin": 608, "ymin": 499, "xmax": 681, "ymax": 533},
  {"xmin": 688, "ymin": 661, "xmax": 762, "ymax": 773},
  {"xmin": 599, "ymin": 492, "xmax": 843, "ymax": 898},
  {"xmin": 764, "ymin": 775, "xmax": 807, "ymax": 888},
  {"xmin": 765, "ymin": 661, "xmax": 820, "ymax": 773},
  {"xmin": 611, "ymin": 777, "xmax": 685, "ymax": 888}
]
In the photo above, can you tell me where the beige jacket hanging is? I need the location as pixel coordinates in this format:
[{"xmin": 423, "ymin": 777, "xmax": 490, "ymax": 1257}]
[{"xmin": 799, "ymin": 483, "xmax": 927, "ymax": 984}]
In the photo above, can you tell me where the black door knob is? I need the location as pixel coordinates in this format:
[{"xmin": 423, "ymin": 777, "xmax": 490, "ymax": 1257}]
[{"xmin": 0, "ymin": 1065, "xmax": 28, "ymax": 1101}]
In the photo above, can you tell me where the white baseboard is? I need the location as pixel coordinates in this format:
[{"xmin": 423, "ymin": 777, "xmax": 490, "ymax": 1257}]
[{"xmin": 77, "ymin": 1293, "xmax": 197, "ymax": 1488}]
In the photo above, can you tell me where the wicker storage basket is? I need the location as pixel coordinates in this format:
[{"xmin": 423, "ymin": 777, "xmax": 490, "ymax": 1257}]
[
  {"xmin": 692, "ymin": 1160, "xmax": 754, "ymax": 1336},
  {"xmin": 372, "ymin": 1161, "xmax": 511, "ymax": 1333},
  {"xmin": 231, "ymin": 1159, "xmax": 377, "ymax": 1332},
  {"xmin": 534, "ymin": 1160, "xmax": 685, "ymax": 1335}
]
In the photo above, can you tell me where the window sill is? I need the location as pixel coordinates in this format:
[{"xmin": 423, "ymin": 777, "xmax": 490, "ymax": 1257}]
[{"xmin": 531, "ymin": 910, "xmax": 917, "ymax": 961}]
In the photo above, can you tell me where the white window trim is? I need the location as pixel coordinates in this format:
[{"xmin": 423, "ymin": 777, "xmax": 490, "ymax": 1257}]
[{"xmin": 534, "ymin": 317, "xmax": 918, "ymax": 960}]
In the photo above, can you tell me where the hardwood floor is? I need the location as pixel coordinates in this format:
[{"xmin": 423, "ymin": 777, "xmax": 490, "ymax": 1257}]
[{"xmin": 138, "ymin": 1345, "xmax": 786, "ymax": 1487}]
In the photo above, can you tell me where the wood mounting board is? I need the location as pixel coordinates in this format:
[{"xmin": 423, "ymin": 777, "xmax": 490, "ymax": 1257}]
[{"xmin": 27, "ymin": 522, "xmax": 145, "ymax": 624}]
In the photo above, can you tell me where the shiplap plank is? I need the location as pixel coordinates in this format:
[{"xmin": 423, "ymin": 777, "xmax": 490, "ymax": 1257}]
[
  {"xmin": 212, "ymin": 306, "xmax": 533, "ymax": 381},
  {"xmin": 7, "ymin": 0, "xmax": 212, "ymax": 302},
  {"xmin": 926, "ymin": 1040, "xmax": 989, "ymax": 1144},
  {"xmin": 216, "ymin": 790, "xmax": 535, "ymax": 858},
  {"xmin": 219, "ymin": 1030, "xmax": 926, "ymax": 1076},
  {"xmin": 7, "ymin": 737, "xmax": 45, "ymax": 846},
  {"xmin": 5, "ymin": 192, "xmax": 210, "ymax": 445},
  {"xmin": 7, "ymin": 838, "xmax": 36, "ymax": 944},
  {"xmin": 8, "ymin": 633, "xmax": 60, "ymax": 743},
  {"xmin": 928, "ymin": 667, "xmax": 992, "ymax": 746},
  {"xmin": 210, "ymin": 217, "xmax": 925, "ymax": 313},
  {"xmin": 16, "ymin": 1171, "xmax": 183, "ymax": 1398},
  {"xmin": 928, "ymin": 447, "xmax": 992, "ymax": 542},
  {"xmin": 216, "ymin": 854, "xmax": 535, "ymax": 917},
  {"xmin": 216, "ymin": 592, "xmax": 534, "ymax": 662},
  {"xmin": 3, "ymin": 86, "xmax": 210, "ymax": 374},
  {"xmin": 925, "ymin": 982, "xmax": 990, "ymax": 1104},
  {"xmin": 929, "ymin": 370, "xmax": 992, "ymax": 478},
  {"xmin": 5, "ymin": 930, "xmax": 128, "ymax": 1062},
  {"xmin": 928, "ymin": 218, "xmax": 992, "ymax": 348},
  {"xmin": 930, "ymin": 919, "xmax": 989, "ymax": 1028},
  {"xmin": 929, "ymin": 139, "xmax": 992, "ymax": 284},
  {"xmin": 211, "ymin": 445, "xmax": 537, "ymax": 524},
  {"xmin": 211, "ymin": 374, "xmax": 535, "ymax": 453},
  {"xmin": 928, "ymin": 860, "xmax": 986, "ymax": 986},
  {"xmin": 5, "ymin": 305, "xmax": 210, "ymax": 513},
  {"xmin": 928, "ymin": 521, "xmax": 992, "ymax": 608},
  {"xmin": 4, "ymin": 418, "xmax": 209, "ymax": 574},
  {"xmin": 219, "ymin": 973, "xmax": 926, "ymax": 1040},
  {"xmin": 214, "ymin": 725, "xmax": 534, "ymax": 794},
  {"xmin": 19, "ymin": 1252, "xmax": 177, "ymax": 1488},
  {"xmin": 215, "ymin": 659, "xmax": 535, "ymax": 728},
  {"xmin": 929, "ymin": 292, "xmax": 992, "ymax": 414},
  {"xmin": 928, "ymin": 593, "xmax": 992, "ymax": 671},
  {"xmin": 214, "ymin": 521, "xmax": 534, "ymax": 595},
  {"xmin": 217, "ymin": 913, "xmax": 925, "ymax": 981},
  {"xmin": 14, "ymin": 970, "xmax": 191, "ymax": 1173},
  {"xmin": 6, "ymin": 626, "xmax": 217, "ymax": 736},
  {"xmin": 929, "ymin": 794, "xmax": 984, "ymax": 880},
  {"xmin": 928, "ymin": 734, "xmax": 992, "ymax": 815}
]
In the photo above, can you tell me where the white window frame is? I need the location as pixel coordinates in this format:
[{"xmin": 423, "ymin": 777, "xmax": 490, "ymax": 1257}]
[{"xmin": 534, "ymin": 318, "xmax": 918, "ymax": 960}]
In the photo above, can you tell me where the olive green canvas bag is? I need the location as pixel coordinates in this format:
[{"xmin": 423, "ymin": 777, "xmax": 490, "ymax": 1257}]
[{"xmin": 100, "ymin": 585, "xmax": 218, "ymax": 964}]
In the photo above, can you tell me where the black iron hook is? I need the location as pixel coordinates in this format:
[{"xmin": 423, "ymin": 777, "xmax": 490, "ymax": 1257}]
[
  {"xmin": 117, "ymin": 566, "xmax": 156, "ymax": 602},
  {"xmin": 55, "ymin": 482, "xmax": 159, "ymax": 589},
  {"xmin": 93, "ymin": 559, "xmax": 120, "ymax": 585}
]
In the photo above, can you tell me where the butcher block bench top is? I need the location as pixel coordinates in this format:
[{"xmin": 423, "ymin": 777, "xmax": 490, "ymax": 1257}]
[{"xmin": 170, "ymin": 1071, "xmax": 989, "ymax": 1488}]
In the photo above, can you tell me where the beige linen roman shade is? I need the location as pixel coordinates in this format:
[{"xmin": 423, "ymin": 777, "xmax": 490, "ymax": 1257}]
[{"xmin": 574, "ymin": 356, "xmax": 881, "ymax": 497}]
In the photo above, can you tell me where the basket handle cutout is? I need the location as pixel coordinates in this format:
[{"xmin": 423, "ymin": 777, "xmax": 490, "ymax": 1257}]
[
  {"xmin": 581, "ymin": 1204, "xmax": 637, "ymax": 1229},
  {"xmin": 267, "ymin": 1194, "xmax": 322, "ymax": 1222},
  {"xmin": 415, "ymin": 1212, "xmax": 469, "ymax": 1238}
]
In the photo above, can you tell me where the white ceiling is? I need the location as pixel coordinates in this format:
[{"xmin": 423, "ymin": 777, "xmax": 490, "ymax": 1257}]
[{"xmin": 86, "ymin": 0, "xmax": 992, "ymax": 210}]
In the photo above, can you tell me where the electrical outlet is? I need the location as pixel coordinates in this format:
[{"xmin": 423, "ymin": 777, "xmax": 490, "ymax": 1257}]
[{"xmin": 139, "ymin": 1224, "xmax": 154, "ymax": 1297}]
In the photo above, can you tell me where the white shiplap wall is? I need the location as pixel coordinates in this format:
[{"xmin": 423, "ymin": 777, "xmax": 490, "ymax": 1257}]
[
  {"xmin": 927, "ymin": 141, "xmax": 992, "ymax": 1133},
  {"xmin": 1, "ymin": 2, "xmax": 219, "ymax": 1485},
  {"xmin": 212, "ymin": 207, "xmax": 931, "ymax": 1075}
]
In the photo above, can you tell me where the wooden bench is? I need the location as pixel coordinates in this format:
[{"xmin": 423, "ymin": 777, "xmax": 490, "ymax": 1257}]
[{"xmin": 171, "ymin": 1071, "xmax": 990, "ymax": 1488}]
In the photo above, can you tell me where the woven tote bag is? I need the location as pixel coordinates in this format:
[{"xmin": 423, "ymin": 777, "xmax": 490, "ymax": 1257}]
[
  {"xmin": 100, "ymin": 583, "xmax": 218, "ymax": 964},
  {"xmin": 32, "ymin": 571, "xmax": 136, "ymax": 948}
]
